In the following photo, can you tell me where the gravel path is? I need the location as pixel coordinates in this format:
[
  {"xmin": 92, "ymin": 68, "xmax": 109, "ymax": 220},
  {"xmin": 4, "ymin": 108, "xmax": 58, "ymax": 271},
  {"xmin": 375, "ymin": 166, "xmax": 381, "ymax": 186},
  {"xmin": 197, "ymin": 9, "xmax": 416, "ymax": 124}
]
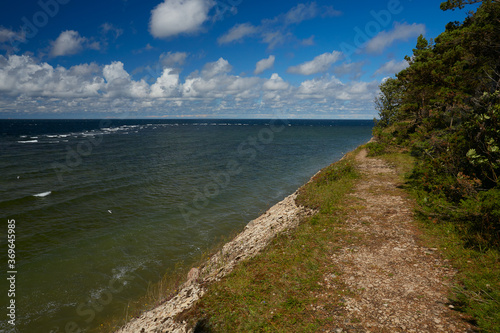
[{"xmin": 325, "ymin": 149, "xmax": 475, "ymax": 332}]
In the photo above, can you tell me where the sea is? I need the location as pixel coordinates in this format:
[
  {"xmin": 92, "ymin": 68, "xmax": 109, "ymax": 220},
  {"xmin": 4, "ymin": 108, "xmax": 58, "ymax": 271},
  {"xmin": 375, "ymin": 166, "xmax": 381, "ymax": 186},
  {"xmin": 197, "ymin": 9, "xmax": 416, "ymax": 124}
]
[{"xmin": 0, "ymin": 118, "xmax": 373, "ymax": 332}]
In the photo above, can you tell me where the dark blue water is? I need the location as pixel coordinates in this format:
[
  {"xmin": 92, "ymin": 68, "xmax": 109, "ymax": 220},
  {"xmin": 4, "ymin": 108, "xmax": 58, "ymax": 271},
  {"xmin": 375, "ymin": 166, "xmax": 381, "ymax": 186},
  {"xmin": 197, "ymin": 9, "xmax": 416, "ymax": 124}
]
[{"xmin": 0, "ymin": 119, "xmax": 373, "ymax": 332}]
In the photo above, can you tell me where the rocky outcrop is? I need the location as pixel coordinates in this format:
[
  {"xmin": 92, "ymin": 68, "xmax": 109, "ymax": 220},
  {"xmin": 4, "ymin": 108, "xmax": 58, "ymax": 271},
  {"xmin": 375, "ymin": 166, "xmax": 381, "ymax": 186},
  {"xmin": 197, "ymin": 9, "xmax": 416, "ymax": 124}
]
[{"xmin": 116, "ymin": 191, "xmax": 314, "ymax": 333}]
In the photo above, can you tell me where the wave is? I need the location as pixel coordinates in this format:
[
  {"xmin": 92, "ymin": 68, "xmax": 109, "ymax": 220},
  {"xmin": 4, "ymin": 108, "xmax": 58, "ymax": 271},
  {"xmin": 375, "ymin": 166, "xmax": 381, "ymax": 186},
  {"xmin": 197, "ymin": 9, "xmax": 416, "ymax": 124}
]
[
  {"xmin": 18, "ymin": 140, "xmax": 38, "ymax": 143},
  {"xmin": 33, "ymin": 191, "xmax": 52, "ymax": 197}
]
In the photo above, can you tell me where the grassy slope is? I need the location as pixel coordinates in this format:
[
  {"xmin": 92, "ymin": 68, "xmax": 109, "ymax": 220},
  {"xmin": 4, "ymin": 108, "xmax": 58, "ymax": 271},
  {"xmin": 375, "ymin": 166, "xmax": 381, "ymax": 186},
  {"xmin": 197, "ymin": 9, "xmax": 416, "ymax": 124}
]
[
  {"xmin": 181, "ymin": 144, "xmax": 500, "ymax": 332},
  {"xmin": 181, "ymin": 149, "xmax": 362, "ymax": 332}
]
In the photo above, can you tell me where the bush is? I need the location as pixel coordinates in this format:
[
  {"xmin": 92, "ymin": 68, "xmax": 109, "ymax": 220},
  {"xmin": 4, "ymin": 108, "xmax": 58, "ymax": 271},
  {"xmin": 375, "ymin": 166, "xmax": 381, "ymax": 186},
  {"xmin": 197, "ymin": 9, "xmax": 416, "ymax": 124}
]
[{"xmin": 365, "ymin": 142, "xmax": 387, "ymax": 156}]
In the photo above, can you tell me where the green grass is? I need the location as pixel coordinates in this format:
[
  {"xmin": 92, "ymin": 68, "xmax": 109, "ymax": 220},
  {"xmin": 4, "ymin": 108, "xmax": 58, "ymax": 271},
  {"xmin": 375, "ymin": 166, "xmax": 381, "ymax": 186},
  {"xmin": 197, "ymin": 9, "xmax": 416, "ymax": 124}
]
[
  {"xmin": 180, "ymin": 152, "xmax": 361, "ymax": 332},
  {"xmin": 417, "ymin": 218, "xmax": 500, "ymax": 332}
]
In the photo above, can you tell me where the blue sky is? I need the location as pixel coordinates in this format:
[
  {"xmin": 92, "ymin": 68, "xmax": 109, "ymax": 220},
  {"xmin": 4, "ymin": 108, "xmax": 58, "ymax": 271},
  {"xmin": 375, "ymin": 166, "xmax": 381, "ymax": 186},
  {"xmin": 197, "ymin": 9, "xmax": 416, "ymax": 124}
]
[{"xmin": 0, "ymin": 0, "xmax": 473, "ymax": 119}]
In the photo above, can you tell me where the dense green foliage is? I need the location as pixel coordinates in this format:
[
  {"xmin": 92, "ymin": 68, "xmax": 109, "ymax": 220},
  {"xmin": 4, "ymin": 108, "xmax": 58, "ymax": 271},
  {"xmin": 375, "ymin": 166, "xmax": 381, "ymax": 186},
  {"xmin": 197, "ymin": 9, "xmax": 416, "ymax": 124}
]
[
  {"xmin": 374, "ymin": 0, "xmax": 500, "ymax": 249},
  {"xmin": 440, "ymin": 0, "xmax": 486, "ymax": 11}
]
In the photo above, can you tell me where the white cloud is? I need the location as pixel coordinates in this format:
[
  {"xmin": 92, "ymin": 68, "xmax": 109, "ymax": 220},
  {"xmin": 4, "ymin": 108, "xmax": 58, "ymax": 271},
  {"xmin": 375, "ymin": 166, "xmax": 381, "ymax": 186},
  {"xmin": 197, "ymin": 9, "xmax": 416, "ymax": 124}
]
[
  {"xmin": 217, "ymin": 23, "xmax": 259, "ymax": 44},
  {"xmin": 182, "ymin": 74, "xmax": 258, "ymax": 100},
  {"xmin": 365, "ymin": 22, "xmax": 426, "ymax": 54},
  {"xmin": 261, "ymin": 30, "xmax": 291, "ymax": 49},
  {"xmin": 0, "ymin": 27, "xmax": 24, "ymax": 43},
  {"xmin": 374, "ymin": 59, "xmax": 409, "ymax": 76},
  {"xmin": 283, "ymin": 2, "xmax": 320, "ymax": 25},
  {"xmin": 287, "ymin": 51, "xmax": 342, "ymax": 75},
  {"xmin": 201, "ymin": 57, "xmax": 232, "ymax": 78},
  {"xmin": 263, "ymin": 73, "xmax": 289, "ymax": 90},
  {"xmin": 297, "ymin": 75, "xmax": 378, "ymax": 102},
  {"xmin": 0, "ymin": 55, "xmax": 103, "ymax": 97},
  {"xmin": 150, "ymin": 68, "xmax": 180, "ymax": 97},
  {"xmin": 274, "ymin": 2, "xmax": 341, "ymax": 26},
  {"xmin": 100, "ymin": 23, "xmax": 123, "ymax": 39},
  {"xmin": 0, "ymin": 27, "xmax": 25, "ymax": 53},
  {"xmin": 160, "ymin": 51, "xmax": 188, "ymax": 67},
  {"xmin": 333, "ymin": 62, "xmax": 365, "ymax": 80},
  {"xmin": 150, "ymin": 0, "xmax": 215, "ymax": 38},
  {"xmin": 50, "ymin": 30, "xmax": 99, "ymax": 57},
  {"xmin": 103, "ymin": 61, "xmax": 130, "ymax": 83},
  {"xmin": 282, "ymin": 2, "xmax": 340, "ymax": 26},
  {"xmin": 218, "ymin": 2, "xmax": 340, "ymax": 49},
  {"xmin": 297, "ymin": 77, "xmax": 341, "ymax": 98},
  {"xmin": 254, "ymin": 55, "xmax": 275, "ymax": 75},
  {"xmin": 103, "ymin": 61, "xmax": 149, "ymax": 98},
  {"xmin": 51, "ymin": 30, "xmax": 84, "ymax": 56},
  {"xmin": 226, "ymin": 77, "xmax": 261, "ymax": 99},
  {"xmin": 178, "ymin": 58, "xmax": 262, "ymax": 100}
]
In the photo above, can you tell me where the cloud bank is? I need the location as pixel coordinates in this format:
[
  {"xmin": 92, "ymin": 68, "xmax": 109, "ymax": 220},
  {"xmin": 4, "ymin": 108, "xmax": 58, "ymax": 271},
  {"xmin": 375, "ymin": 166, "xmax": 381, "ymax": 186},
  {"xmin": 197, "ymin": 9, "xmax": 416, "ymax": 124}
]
[{"xmin": 0, "ymin": 54, "xmax": 379, "ymax": 118}]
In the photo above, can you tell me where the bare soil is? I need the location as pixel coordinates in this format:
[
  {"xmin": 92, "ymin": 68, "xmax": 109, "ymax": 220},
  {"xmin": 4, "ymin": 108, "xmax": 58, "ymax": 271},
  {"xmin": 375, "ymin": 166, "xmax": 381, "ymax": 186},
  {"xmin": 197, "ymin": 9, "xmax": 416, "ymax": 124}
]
[{"xmin": 322, "ymin": 149, "xmax": 475, "ymax": 332}]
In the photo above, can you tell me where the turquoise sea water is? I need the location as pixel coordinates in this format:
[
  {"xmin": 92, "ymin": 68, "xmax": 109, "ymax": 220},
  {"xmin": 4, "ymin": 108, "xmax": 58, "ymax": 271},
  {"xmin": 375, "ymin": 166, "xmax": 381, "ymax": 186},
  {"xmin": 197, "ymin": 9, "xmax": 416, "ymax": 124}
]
[{"xmin": 0, "ymin": 119, "xmax": 372, "ymax": 332}]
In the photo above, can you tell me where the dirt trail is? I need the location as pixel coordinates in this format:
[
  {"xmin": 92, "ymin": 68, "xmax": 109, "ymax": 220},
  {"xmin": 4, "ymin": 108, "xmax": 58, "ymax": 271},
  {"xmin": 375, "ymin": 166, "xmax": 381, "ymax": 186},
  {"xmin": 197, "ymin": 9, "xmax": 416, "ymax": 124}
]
[{"xmin": 326, "ymin": 149, "xmax": 474, "ymax": 332}]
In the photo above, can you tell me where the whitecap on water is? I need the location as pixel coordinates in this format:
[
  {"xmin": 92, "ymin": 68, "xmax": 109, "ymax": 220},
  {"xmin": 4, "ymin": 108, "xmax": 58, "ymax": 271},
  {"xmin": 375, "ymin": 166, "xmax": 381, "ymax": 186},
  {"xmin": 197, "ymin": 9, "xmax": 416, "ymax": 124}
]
[{"xmin": 33, "ymin": 191, "xmax": 52, "ymax": 197}]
